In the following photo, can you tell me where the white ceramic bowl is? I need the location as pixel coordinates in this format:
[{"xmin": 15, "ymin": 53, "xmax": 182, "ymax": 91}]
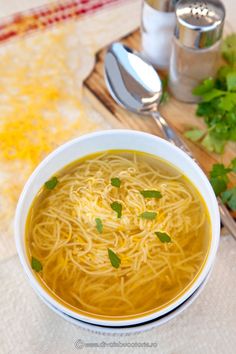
[
  {"xmin": 15, "ymin": 130, "xmax": 220, "ymax": 328},
  {"xmin": 35, "ymin": 269, "xmax": 212, "ymax": 334}
]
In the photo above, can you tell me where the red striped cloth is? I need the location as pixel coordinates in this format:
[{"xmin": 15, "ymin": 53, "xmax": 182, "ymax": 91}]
[{"xmin": 0, "ymin": 0, "xmax": 122, "ymax": 43}]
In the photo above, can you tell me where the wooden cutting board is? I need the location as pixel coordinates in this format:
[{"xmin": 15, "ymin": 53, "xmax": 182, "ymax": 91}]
[{"xmin": 84, "ymin": 30, "xmax": 236, "ymax": 185}]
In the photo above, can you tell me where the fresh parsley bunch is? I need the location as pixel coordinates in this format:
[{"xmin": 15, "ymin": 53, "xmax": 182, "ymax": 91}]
[
  {"xmin": 185, "ymin": 34, "xmax": 236, "ymax": 154},
  {"xmin": 210, "ymin": 158, "xmax": 236, "ymax": 211}
]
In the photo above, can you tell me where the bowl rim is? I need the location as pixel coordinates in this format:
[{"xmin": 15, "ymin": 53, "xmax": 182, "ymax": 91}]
[{"xmin": 15, "ymin": 129, "xmax": 220, "ymax": 327}]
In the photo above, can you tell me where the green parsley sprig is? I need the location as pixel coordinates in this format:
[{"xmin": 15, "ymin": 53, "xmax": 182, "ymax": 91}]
[
  {"xmin": 210, "ymin": 158, "xmax": 236, "ymax": 211},
  {"xmin": 185, "ymin": 34, "xmax": 236, "ymax": 154}
]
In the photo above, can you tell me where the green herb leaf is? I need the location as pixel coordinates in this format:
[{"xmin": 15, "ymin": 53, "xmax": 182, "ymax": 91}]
[
  {"xmin": 230, "ymin": 158, "xmax": 236, "ymax": 173},
  {"xmin": 140, "ymin": 190, "xmax": 162, "ymax": 199},
  {"xmin": 201, "ymin": 134, "xmax": 226, "ymax": 154},
  {"xmin": 95, "ymin": 218, "xmax": 103, "ymax": 234},
  {"xmin": 160, "ymin": 78, "xmax": 170, "ymax": 104},
  {"xmin": 139, "ymin": 212, "xmax": 157, "ymax": 220},
  {"xmin": 190, "ymin": 35, "xmax": 236, "ymax": 154},
  {"xmin": 210, "ymin": 164, "xmax": 231, "ymax": 178},
  {"xmin": 31, "ymin": 257, "xmax": 43, "ymax": 272},
  {"xmin": 155, "ymin": 231, "xmax": 172, "ymax": 243},
  {"xmin": 184, "ymin": 129, "xmax": 205, "ymax": 142},
  {"xmin": 226, "ymin": 72, "xmax": 236, "ymax": 91},
  {"xmin": 222, "ymin": 34, "xmax": 236, "ymax": 65},
  {"xmin": 218, "ymin": 93, "xmax": 236, "ymax": 111},
  {"xmin": 111, "ymin": 177, "xmax": 121, "ymax": 188},
  {"xmin": 192, "ymin": 78, "xmax": 215, "ymax": 96},
  {"xmin": 202, "ymin": 89, "xmax": 226, "ymax": 102},
  {"xmin": 210, "ymin": 177, "xmax": 228, "ymax": 196},
  {"xmin": 108, "ymin": 249, "xmax": 121, "ymax": 269},
  {"xmin": 111, "ymin": 202, "xmax": 122, "ymax": 218},
  {"xmin": 209, "ymin": 164, "xmax": 230, "ymax": 196},
  {"xmin": 45, "ymin": 176, "xmax": 58, "ymax": 190},
  {"xmin": 209, "ymin": 159, "xmax": 236, "ymax": 201},
  {"xmin": 160, "ymin": 91, "xmax": 169, "ymax": 104},
  {"xmin": 221, "ymin": 188, "xmax": 236, "ymax": 211}
]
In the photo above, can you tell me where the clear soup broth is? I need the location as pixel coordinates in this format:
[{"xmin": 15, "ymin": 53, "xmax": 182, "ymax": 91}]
[{"xmin": 26, "ymin": 151, "xmax": 211, "ymax": 319}]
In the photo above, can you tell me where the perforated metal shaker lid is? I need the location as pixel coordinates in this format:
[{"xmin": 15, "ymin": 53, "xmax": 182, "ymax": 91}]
[
  {"xmin": 175, "ymin": 0, "xmax": 225, "ymax": 49},
  {"xmin": 145, "ymin": 0, "xmax": 179, "ymax": 12}
]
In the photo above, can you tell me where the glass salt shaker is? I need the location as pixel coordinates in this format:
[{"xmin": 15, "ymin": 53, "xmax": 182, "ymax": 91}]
[
  {"xmin": 141, "ymin": 0, "xmax": 179, "ymax": 69},
  {"xmin": 168, "ymin": 0, "xmax": 225, "ymax": 103}
]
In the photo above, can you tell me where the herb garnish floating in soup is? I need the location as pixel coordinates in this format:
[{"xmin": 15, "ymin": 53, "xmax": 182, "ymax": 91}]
[
  {"xmin": 95, "ymin": 218, "xmax": 103, "ymax": 234},
  {"xmin": 140, "ymin": 190, "xmax": 162, "ymax": 199},
  {"xmin": 26, "ymin": 151, "xmax": 211, "ymax": 318},
  {"xmin": 111, "ymin": 177, "xmax": 121, "ymax": 188},
  {"xmin": 139, "ymin": 211, "xmax": 157, "ymax": 220}
]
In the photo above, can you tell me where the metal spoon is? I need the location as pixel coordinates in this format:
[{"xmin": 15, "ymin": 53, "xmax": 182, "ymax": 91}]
[{"xmin": 104, "ymin": 42, "xmax": 236, "ymax": 239}]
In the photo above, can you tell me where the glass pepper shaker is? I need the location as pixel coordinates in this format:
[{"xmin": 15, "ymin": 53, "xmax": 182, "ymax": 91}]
[
  {"xmin": 168, "ymin": 0, "xmax": 225, "ymax": 103},
  {"xmin": 141, "ymin": 0, "xmax": 179, "ymax": 69}
]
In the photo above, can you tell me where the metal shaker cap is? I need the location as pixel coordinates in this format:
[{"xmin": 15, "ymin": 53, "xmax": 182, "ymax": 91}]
[
  {"xmin": 175, "ymin": 0, "xmax": 225, "ymax": 49},
  {"xmin": 145, "ymin": 0, "xmax": 178, "ymax": 12}
]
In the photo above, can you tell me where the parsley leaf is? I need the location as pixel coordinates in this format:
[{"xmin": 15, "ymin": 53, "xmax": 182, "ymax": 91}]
[
  {"xmin": 111, "ymin": 202, "xmax": 122, "ymax": 218},
  {"xmin": 202, "ymin": 89, "xmax": 226, "ymax": 102},
  {"xmin": 210, "ymin": 164, "xmax": 231, "ymax": 178},
  {"xmin": 227, "ymin": 72, "xmax": 236, "ymax": 91},
  {"xmin": 31, "ymin": 257, "xmax": 43, "ymax": 272},
  {"xmin": 95, "ymin": 218, "xmax": 103, "ymax": 234},
  {"xmin": 108, "ymin": 249, "xmax": 121, "ymax": 269},
  {"xmin": 184, "ymin": 129, "xmax": 205, "ymax": 142},
  {"xmin": 201, "ymin": 134, "xmax": 226, "ymax": 154},
  {"xmin": 222, "ymin": 34, "xmax": 236, "ymax": 65},
  {"xmin": 111, "ymin": 177, "xmax": 121, "ymax": 188},
  {"xmin": 160, "ymin": 77, "xmax": 170, "ymax": 104},
  {"xmin": 210, "ymin": 177, "xmax": 228, "ymax": 196},
  {"xmin": 186, "ymin": 34, "xmax": 236, "ymax": 154},
  {"xmin": 139, "ymin": 212, "xmax": 157, "ymax": 220},
  {"xmin": 209, "ymin": 160, "xmax": 236, "ymax": 207},
  {"xmin": 221, "ymin": 188, "xmax": 236, "ymax": 211},
  {"xmin": 192, "ymin": 78, "xmax": 215, "ymax": 96},
  {"xmin": 45, "ymin": 176, "xmax": 58, "ymax": 190},
  {"xmin": 230, "ymin": 158, "xmax": 236, "ymax": 173},
  {"xmin": 209, "ymin": 163, "xmax": 230, "ymax": 196},
  {"xmin": 155, "ymin": 231, "xmax": 172, "ymax": 243},
  {"xmin": 140, "ymin": 190, "xmax": 162, "ymax": 199}
]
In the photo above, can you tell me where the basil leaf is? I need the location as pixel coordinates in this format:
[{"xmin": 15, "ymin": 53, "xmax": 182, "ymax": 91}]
[
  {"xmin": 45, "ymin": 176, "xmax": 58, "ymax": 190},
  {"xmin": 140, "ymin": 190, "xmax": 162, "ymax": 199},
  {"xmin": 111, "ymin": 202, "xmax": 122, "ymax": 218},
  {"xmin": 95, "ymin": 218, "xmax": 103, "ymax": 234},
  {"xmin": 108, "ymin": 249, "xmax": 121, "ymax": 269},
  {"xmin": 139, "ymin": 212, "xmax": 157, "ymax": 220},
  {"xmin": 111, "ymin": 177, "xmax": 121, "ymax": 188},
  {"xmin": 155, "ymin": 232, "xmax": 172, "ymax": 243},
  {"xmin": 31, "ymin": 257, "xmax": 43, "ymax": 272}
]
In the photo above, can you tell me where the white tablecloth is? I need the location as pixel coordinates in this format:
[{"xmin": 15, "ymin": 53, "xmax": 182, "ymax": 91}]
[
  {"xmin": 1, "ymin": 236, "xmax": 236, "ymax": 354},
  {"xmin": 0, "ymin": 1, "xmax": 236, "ymax": 353}
]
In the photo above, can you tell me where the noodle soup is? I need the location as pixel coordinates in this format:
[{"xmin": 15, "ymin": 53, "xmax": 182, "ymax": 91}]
[{"xmin": 26, "ymin": 151, "xmax": 211, "ymax": 319}]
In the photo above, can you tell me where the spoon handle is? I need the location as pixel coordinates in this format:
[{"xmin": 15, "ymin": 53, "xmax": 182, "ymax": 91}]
[{"xmin": 152, "ymin": 112, "xmax": 236, "ymax": 240}]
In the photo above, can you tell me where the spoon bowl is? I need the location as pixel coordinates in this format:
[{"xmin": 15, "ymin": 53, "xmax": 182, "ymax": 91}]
[{"xmin": 104, "ymin": 43, "xmax": 162, "ymax": 114}]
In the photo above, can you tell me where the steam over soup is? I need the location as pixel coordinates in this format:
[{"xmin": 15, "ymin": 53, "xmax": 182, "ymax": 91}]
[{"xmin": 26, "ymin": 151, "xmax": 211, "ymax": 319}]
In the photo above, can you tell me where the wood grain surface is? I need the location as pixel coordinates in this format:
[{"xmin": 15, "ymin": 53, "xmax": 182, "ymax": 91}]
[{"xmin": 85, "ymin": 30, "xmax": 236, "ymax": 185}]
